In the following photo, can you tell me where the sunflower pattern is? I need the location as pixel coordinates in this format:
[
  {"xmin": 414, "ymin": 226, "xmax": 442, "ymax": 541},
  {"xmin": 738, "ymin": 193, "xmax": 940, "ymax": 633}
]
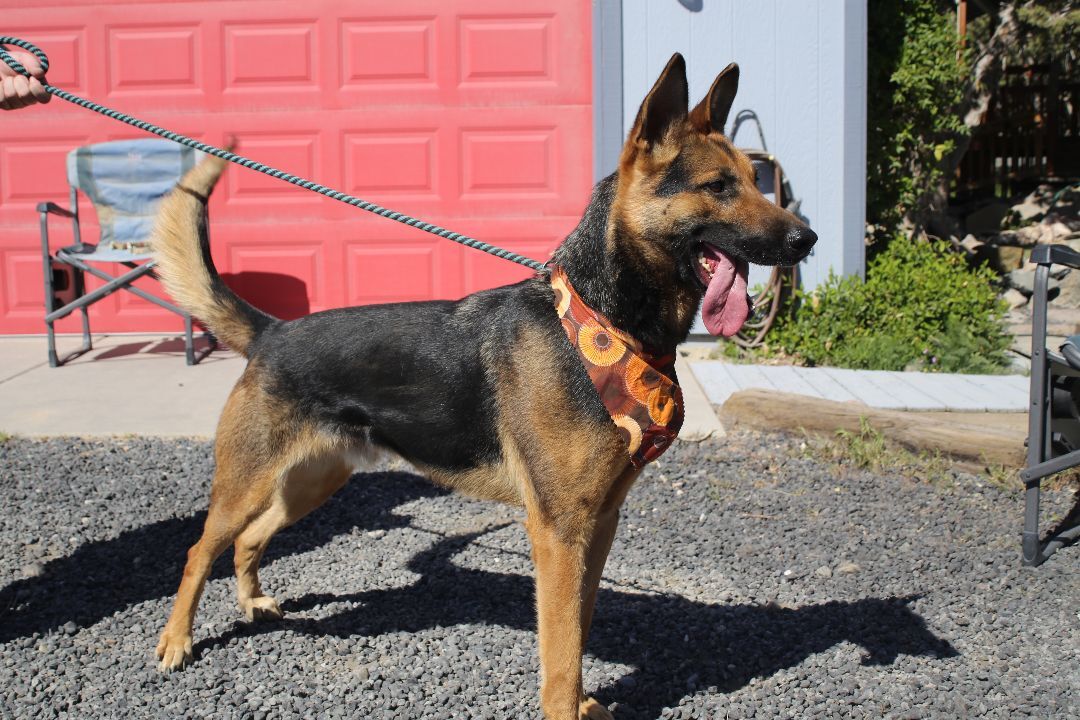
[{"xmin": 550, "ymin": 266, "xmax": 683, "ymax": 467}]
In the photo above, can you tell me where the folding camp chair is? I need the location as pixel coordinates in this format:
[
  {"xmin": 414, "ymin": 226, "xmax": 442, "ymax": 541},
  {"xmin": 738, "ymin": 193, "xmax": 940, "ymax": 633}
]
[
  {"xmin": 38, "ymin": 138, "xmax": 216, "ymax": 366},
  {"xmin": 1021, "ymin": 243, "xmax": 1080, "ymax": 565}
]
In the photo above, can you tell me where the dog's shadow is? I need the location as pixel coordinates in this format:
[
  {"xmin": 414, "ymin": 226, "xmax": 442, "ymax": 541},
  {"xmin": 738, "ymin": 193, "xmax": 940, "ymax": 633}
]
[
  {"xmin": 0, "ymin": 470, "xmax": 442, "ymax": 644},
  {"xmin": 2, "ymin": 471, "xmax": 956, "ymax": 718}
]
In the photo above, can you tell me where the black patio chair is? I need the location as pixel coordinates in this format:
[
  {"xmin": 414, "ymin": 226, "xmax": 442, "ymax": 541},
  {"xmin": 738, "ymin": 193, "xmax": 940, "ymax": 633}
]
[
  {"xmin": 38, "ymin": 138, "xmax": 216, "ymax": 366},
  {"xmin": 1021, "ymin": 243, "xmax": 1080, "ymax": 565}
]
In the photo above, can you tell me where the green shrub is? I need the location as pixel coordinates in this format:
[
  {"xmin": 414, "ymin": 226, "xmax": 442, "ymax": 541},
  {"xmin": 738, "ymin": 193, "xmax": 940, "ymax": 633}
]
[
  {"xmin": 867, "ymin": 0, "xmax": 970, "ymax": 236},
  {"xmin": 761, "ymin": 235, "xmax": 1010, "ymax": 373}
]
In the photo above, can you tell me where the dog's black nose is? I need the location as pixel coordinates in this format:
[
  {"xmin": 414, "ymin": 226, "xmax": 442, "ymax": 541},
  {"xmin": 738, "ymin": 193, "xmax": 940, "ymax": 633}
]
[{"xmin": 785, "ymin": 225, "xmax": 817, "ymax": 256}]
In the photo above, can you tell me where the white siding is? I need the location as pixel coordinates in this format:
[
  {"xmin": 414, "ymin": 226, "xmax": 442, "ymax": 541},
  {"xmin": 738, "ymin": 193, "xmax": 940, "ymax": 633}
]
[{"xmin": 617, "ymin": 0, "xmax": 867, "ymax": 298}]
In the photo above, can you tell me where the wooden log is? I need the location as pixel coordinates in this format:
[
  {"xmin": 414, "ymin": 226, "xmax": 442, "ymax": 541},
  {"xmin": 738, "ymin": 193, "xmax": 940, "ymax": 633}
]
[{"xmin": 720, "ymin": 389, "xmax": 1025, "ymax": 468}]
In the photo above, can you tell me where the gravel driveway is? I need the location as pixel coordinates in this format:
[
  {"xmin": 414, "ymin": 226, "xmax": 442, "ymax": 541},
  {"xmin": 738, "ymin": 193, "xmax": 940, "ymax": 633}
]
[{"xmin": 1, "ymin": 433, "xmax": 1077, "ymax": 719}]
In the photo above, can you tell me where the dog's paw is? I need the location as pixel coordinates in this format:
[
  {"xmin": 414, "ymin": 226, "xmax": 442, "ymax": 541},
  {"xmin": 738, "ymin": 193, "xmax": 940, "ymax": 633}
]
[
  {"xmin": 155, "ymin": 630, "xmax": 193, "ymax": 672},
  {"xmin": 580, "ymin": 697, "xmax": 614, "ymax": 720},
  {"xmin": 241, "ymin": 595, "xmax": 283, "ymax": 623}
]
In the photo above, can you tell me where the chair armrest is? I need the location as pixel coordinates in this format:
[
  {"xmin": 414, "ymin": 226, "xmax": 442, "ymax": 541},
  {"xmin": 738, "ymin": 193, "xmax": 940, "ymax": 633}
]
[
  {"xmin": 1030, "ymin": 243, "xmax": 1080, "ymax": 269},
  {"xmin": 36, "ymin": 202, "xmax": 76, "ymax": 218}
]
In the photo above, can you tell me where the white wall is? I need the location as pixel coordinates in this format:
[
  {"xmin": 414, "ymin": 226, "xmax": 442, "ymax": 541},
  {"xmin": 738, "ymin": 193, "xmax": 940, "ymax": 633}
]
[{"xmin": 615, "ymin": 0, "xmax": 867, "ymax": 296}]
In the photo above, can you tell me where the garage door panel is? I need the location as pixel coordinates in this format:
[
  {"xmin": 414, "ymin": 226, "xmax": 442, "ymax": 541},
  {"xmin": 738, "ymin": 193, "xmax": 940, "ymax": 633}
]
[
  {"xmin": 213, "ymin": 219, "xmax": 346, "ymax": 309},
  {"xmin": 453, "ymin": 0, "xmax": 589, "ymax": 105},
  {"xmin": 0, "ymin": 245, "xmax": 98, "ymax": 333},
  {"xmin": 339, "ymin": 15, "xmax": 438, "ymax": 94},
  {"xmin": 460, "ymin": 126, "xmax": 557, "ymax": 197},
  {"xmin": 347, "ymin": 241, "xmax": 444, "ymax": 306},
  {"xmin": 106, "ymin": 24, "xmax": 204, "ymax": 100},
  {"xmin": 0, "ymin": 137, "xmax": 90, "ymax": 215},
  {"xmin": 344, "ymin": 128, "xmax": 440, "ymax": 200},
  {"xmin": 223, "ymin": 21, "xmax": 318, "ymax": 87},
  {"xmin": 451, "ymin": 215, "xmax": 576, "ymax": 293},
  {"xmin": 454, "ymin": 106, "xmax": 591, "ymax": 216},
  {"xmin": 1, "ymin": 250, "xmax": 47, "ymax": 320},
  {"xmin": 343, "ymin": 215, "xmax": 464, "ymax": 306},
  {"xmin": 202, "ymin": 116, "xmax": 340, "ymax": 221},
  {"xmin": 458, "ymin": 14, "xmax": 556, "ymax": 85}
]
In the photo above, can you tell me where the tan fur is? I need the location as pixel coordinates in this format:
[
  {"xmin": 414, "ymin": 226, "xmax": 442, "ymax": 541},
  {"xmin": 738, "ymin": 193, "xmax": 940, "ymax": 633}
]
[
  {"xmin": 420, "ymin": 427, "xmax": 527, "ymax": 506},
  {"xmin": 151, "ymin": 154, "xmax": 260, "ymax": 356}
]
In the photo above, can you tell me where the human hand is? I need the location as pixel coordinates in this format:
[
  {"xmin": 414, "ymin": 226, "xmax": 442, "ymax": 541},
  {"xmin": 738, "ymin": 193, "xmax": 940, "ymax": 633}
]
[{"xmin": 0, "ymin": 47, "xmax": 51, "ymax": 110}]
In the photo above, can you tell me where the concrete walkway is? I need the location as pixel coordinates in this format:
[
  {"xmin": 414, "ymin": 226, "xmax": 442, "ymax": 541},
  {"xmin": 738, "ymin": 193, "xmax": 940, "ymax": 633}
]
[
  {"xmin": 0, "ymin": 334, "xmax": 728, "ymax": 440},
  {"xmin": 691, "ymin": 360, "xmax": 1031, "ymax": 412},
  {"xmin": 0, "ymin": 334, "xmax": 243, "ymax": 437}
]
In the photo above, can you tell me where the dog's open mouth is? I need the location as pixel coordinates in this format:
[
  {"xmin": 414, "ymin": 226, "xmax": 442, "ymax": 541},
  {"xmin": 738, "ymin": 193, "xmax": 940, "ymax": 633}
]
[{"xmin": 695, "ymin": 243, "xmax": 750, "ymax": 338}]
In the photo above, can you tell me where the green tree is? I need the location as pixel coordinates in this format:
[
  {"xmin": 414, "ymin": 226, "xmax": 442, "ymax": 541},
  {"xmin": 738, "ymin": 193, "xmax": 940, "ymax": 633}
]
[{"xmin": 867, "ymin": 0, "xmax": 971, "ymax": 238}]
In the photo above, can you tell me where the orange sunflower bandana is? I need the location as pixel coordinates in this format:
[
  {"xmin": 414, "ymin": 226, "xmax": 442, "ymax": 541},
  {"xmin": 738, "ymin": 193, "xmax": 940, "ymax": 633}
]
[{"xmin": 549, "ymin": 266, "xmax": 684, "ymax": 467}]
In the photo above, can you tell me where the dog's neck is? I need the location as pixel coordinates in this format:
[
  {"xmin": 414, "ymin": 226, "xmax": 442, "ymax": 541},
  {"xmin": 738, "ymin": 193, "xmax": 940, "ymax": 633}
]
[{"xmin": 551, "ymin": 173, "xmax": 697, "ymax": 353}]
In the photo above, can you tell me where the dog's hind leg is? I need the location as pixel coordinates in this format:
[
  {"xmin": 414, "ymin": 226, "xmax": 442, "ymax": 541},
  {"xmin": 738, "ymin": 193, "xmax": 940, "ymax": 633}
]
[
  {"xmin": 156, "ymin": 376, "xmax": 293, "ymax": 671},
  {"xmin": 155, "ymin": 459, "xmax": 272, "ymax": 671},
  {"xmin": 233, "ymin": 454, "xmax": 352, "ymax": 622}
]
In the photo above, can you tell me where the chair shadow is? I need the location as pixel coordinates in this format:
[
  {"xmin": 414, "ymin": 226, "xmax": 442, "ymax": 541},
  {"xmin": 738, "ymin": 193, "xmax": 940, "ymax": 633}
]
[
  {"xmin": 147, "ymin": 336, "xmax": 215, "ymax": 356},
  {"xmin": 2, "ymin": 470, "xmax": 956, "ymax": 718},
  {"xmin": 89, "ymin": 336, "xmax": 216, "ymax": 361},
  {"xmin": 92, "ymin": 341, "xmax": 154, "ymax": 360}
]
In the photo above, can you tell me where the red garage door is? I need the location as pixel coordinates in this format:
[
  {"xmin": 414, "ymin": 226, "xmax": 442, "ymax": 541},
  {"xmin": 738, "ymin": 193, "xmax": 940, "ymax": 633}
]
[{"xmin": 0, "ymin": 0, "xmax": 592, "ymax": 334}]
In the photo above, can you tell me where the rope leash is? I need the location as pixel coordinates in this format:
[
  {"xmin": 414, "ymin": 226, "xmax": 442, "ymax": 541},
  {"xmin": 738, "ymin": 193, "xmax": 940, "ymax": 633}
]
[{"xmin": 0, "ymin": 36, "xmax": 545, "ymax": 272}]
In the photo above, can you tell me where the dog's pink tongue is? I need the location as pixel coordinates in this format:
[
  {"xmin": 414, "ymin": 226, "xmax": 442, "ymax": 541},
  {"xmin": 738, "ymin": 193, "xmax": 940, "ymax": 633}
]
[{"xmin": 701, "ymin": 248, "xmax": 750, "ymax": 337}]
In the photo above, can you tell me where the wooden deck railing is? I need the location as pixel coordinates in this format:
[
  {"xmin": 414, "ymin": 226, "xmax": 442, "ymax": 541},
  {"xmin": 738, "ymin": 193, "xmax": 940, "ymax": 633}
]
[{"xmin": 957, "ymin": 63, "xmax": 1079, "ymax": 199}]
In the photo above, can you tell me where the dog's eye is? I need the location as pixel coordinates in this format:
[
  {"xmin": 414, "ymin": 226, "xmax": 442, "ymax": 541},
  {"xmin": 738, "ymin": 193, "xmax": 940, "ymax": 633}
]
[{"xmin": 704, "ymin": 179, "xmax": 727, "ymax": 196}]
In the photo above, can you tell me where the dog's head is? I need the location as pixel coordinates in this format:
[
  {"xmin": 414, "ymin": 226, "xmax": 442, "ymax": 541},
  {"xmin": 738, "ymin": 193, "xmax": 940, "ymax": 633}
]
[{"xmin": 612, "ymin": 53, "xmax": 816, "ymax": 337}]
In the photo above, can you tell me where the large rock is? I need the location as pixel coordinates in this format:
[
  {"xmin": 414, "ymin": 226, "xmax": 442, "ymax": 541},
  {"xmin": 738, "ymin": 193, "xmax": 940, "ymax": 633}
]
[
  {"xmin": 959, "ymin": 234, "xmax": 984, "ymax": 253},
  {"xmin": 1043, "ymin": 221, "xmax": 1075, "ymax": 244},
  {"xmin": 1007, "ymin": 268, "xmax": 1060, "ymax": 297},
  {"xmin": 1053, "ymin": 267, "xmax": 1080, "ymax": 309},
  {"xmin": 1016, "ymin": 225, "xmax": 1045, "ymax": 246},
  {"xmin": 1002, "ymin": 288, "xmax": 1029, "ymax": 309},
  {"xmin": 1014, "ymin": 188, "xmax": 1051, "ymax": 222},
  {"xmin": 1014, "ymin": 200, "xmax": 1046, "ymax": 222},
  {"xmin": 990, "ymin": 245, "xmax": 1025, "ymax": 272}
]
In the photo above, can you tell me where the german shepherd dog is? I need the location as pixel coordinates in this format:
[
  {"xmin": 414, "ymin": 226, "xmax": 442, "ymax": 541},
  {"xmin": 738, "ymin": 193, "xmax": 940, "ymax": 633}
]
[{"xmin": 153, "ymin": 53, "xmax": 815, "ymax": 719}]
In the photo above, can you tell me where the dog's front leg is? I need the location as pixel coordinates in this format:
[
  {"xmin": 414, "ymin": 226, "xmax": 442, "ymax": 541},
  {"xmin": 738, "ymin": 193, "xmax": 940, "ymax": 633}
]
[
  {"xmin": 526, "ymin": 513, "xmax": 591, "ymax": 720},
  {"xmin": 577, "ymin": 508, "xmax": 619, "ymax": 711}
]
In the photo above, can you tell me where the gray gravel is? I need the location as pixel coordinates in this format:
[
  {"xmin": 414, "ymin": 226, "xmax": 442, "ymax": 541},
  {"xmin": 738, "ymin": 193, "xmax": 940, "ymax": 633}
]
[{"xmin": 1, "ymin": 432, "xmax": 1077, "ymax": 719}]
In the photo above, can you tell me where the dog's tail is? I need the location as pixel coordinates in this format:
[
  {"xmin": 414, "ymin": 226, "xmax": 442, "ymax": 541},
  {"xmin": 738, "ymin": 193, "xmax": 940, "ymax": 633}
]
[{"xmin": 153, "ymin": 151, "xmax": 276, "ymax": 357}]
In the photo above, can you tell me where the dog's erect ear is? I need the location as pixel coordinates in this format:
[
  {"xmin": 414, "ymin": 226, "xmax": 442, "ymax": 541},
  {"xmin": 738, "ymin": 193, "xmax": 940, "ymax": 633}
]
[
  {"xmin": 629, "ymin": 53, "xmax": 689, "ymax": 149},
  {"xmin": 689, "ymin": 62, "xmax": 739, "ymax": 136}
]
